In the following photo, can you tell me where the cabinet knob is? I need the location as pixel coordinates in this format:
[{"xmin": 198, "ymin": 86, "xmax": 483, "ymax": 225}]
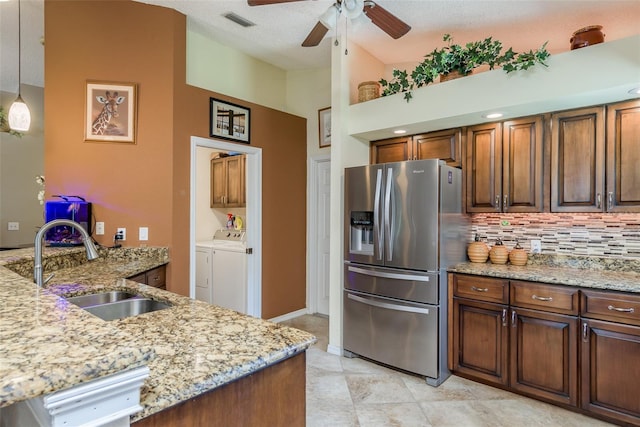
[
  {"xmin": 495, "ymin": 195, "xmax": 501, "ymax": 211},
  {"xmin": 503, "ymin": 194, "xmax": 508, "ymax": 209},
  {"xmin": 608, "ymin": 192, "xmax": 613, "ymax": 212},
  {"xmin": 596, "ymin": 193, "xmax": 601, "ymax": 209}
]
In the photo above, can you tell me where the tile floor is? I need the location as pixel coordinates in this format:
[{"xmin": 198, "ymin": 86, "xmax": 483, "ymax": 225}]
[{"xmin": 281, "ymin": 315, "xmax": 615, "ymax": 427}]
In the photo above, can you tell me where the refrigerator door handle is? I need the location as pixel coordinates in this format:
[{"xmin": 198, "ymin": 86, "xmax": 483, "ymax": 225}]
[
  {"xmin": 347, "ymin": 293, "xmax": 430, "ymax": 315},
  {"xmin": 384, "ymin": 167, "xmax": 393, "ymax": 261},
  {"xmin": 374, "ymin": 169, "xmax": 383, "ymax": 260},
  {"xmin": 347, "ymin": 265, "xmax": 431, "ymax": 282}
]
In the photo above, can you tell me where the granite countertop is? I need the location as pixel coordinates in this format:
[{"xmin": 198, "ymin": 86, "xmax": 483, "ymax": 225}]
[
  {"xmin": 449, "ymin": 254, "xmax": 640, "ymax": 293},
  {"xmin": 0, "ymin": 246, "xmax": 315, "ymax": 423}
]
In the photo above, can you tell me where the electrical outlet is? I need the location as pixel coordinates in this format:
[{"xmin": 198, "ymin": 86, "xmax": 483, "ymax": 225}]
[
  {"xmin": 530, "ymin": 239, "xmax": 542, "ymax": 254},
  {"xmin": 139, "ymin": 227, "xmax": 148, "ymax": 241},
  {"xmin": 117, "ymin": 227, "xmax": 126, "ymax": 241},
  {"xmin": 96, "ymin": 222, "xmax": 105, "ymax": 235},
  {"xmin": 7, "ymin": 222, "xmax": 19, "ymax": 231}
]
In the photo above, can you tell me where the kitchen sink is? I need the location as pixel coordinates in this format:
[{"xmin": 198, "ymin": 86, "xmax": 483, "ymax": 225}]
[
  {"xmin": 65, "ymin": 292, "xmax": 172, "ymax": 321},
  {"xmin": 65, "ymin": 291, "xmax": 138, "ymax": 308}
]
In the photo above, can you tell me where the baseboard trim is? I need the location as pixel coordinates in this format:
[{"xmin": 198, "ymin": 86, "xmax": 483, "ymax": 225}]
[
  {"xmin": 269, "ymin": 308, "xmax": 309, "ymax": 323},
  {"xmin": 326, "ymin": 344, "xmax": 342, "ymax": 356}
]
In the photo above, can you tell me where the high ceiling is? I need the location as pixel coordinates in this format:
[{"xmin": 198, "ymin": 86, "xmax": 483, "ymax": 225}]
[
  {"xmin": 137, "ymin": 0, "xmax": 640, "ymax": 70},
  {"xmin": 1, "ymin": 0, "xmax": 639, "ymax": 93}
]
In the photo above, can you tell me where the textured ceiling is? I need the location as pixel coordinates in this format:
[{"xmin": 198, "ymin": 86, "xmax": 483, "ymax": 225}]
[
  {"xmin": 1, "ymin": 0, "xmax": 639, "ymax": 93},
  {"xmin": 137, "ymin": 0, "xmax": 640, "ymax": 71}
]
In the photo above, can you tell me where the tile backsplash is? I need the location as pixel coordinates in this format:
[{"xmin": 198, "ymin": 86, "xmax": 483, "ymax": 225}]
[{"xmin": 471, "ymin": 213, "xmax": 640, "ymax": 259}]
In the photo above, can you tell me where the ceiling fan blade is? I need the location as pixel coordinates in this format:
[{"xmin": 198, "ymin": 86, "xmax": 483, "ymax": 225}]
[
  {"xmin": 363, "ymin": 1, "xmax": 411, "ymax": 39},
  {"xmin": 302, "ymin": 21, "xmax": 329, "ymax": 47},
  {"xmin": 248, "ymin": 0, "xmax": 304, "ymax": 6}
]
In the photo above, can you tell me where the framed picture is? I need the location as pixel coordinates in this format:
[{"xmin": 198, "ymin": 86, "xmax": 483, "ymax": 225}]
[
  {"xmin": 210, "ymin": 98, "xmax": 250, "ymax": 144},
  {"xmin": 318, "ymin": 107, "xmax": 331, "ymax": 148},
  {"xmin": 85, "ymin": 81, "xmax": 137, "ymax": 143}
]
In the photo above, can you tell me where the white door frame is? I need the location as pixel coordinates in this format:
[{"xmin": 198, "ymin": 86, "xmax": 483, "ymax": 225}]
[
  {"xmin": 189, "ymin": 136, "xmax": 263, "ymax": 318},
  {"xmin": 307, "ymin": 153, "xmax": 331, "ymax": 314}
]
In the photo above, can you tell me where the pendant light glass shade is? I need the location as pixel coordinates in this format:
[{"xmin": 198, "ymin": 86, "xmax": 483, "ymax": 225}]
[
  {"xmin": 8, "ymin": 94, "xmax": 31, "ymax": 132},
  {"xmin": 9, "ymin": 0, "xmax": 30, "ymax": 132}
]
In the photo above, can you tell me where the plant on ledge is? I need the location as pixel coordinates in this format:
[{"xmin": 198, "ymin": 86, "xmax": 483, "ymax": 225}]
[
  {"xmin": 0, "ymin": 106, "xmax": 24, "ymax": 137},
  {"xmin": 379, "ymin": 34, "xmax": 550, "ymax": 101}
]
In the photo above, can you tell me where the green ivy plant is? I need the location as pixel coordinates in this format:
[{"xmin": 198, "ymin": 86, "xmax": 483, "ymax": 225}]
[
  {"xmin": 0, "ymin": 105, "xmax": 24, "ymax": 137},
  {"xmin": 380, "ymin": 34, "xmax": 550, "ymax": 102}
]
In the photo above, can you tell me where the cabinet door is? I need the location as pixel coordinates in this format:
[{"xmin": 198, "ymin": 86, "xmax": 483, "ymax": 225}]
[
  {"xmin": 465, "ymin": 123, "xmax": 502, "ymax": 212},
  {"xmin": 502, "ymin": 116, "xmax": 543, "ymax": 212},
  {"xmin": 606, "ymin": 99, "xmax": 640, "ymax": 212},
  {"xmin": 550, "ymin": 106, "xmax": 605, "ymax": 212},
  {"xmin": 510, "ymin": 307, "xmax": 578, "ymax": 407},
  {"xmin": 413, "ymin": 128, "xmax": 462, "ymax": 167},
  {"xmin": 452, "ymin": 298, "xmax": 509, "ymax": 386},
  {"xmin": 370, "ymin": 136, "xmax": 412, "ymax": 164},
  {"xmin": 210, "ymin": 158, "xmax": 227, "ymax": 208},
  {"xmin": 581, "ymin": 319, "xmax": 640, "ymax": 425},
  {"xmin": 225, "ymin": 155, "xmax": 245, "ymax": 207}
]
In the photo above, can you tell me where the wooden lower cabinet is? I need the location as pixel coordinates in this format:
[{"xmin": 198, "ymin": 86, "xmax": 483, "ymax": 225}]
[
  {"xmin": 451, "ymin": 273, "xmax": 640, "ymax": 426},
  {"xmin": 133, "ymin": 352, "xmax": 306, "ymax": 427},
  {"xmin": 452, "ymin": 298, "xmax": 508, "ymax": 386},
  {"xmin": 581, "ymin": 319, "xmax": 640, "ymax": 425},
  {"xmin": 128, "ymin": 265, "xmax": 167, "ymax": 290},
  {"xmin": 510, "ymin": 307, "xmax": 578, "ymax": 406}
]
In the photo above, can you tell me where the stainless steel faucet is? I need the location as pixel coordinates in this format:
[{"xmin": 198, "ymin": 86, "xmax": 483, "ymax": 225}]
[{"xmin": 34, "ymin": 219, "xmax": 100, "ymax": 287}]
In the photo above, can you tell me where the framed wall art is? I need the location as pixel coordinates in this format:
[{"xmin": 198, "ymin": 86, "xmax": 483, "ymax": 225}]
[
  {"xmin": 318, "ymin": 107, "xmax": 331, "ymax": 148},
  {"xmin": 85, "ymin": 81, "xmax": 137, "ymax": 143},
  {"xmin": 210, "ymin": 98, "xmax": 250, "ymax": 144}
]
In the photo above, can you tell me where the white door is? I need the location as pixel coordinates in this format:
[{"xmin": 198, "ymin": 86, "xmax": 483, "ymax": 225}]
[{"xmin": 316, "ymin": 159, "xmax": 331, "ymax": 315}]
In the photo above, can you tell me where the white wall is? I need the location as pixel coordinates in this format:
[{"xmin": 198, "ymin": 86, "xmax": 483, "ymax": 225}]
[
  {"xmin": 186, "ymin": 28, "xmax": 288, "ymax": 112},
  {"xmin": 0, "ymin": 85, "xmax": 44, "ymax": 248},
  {"xmin": 286, "ymin": 67, "xmax": 332, "ymax": 158}
]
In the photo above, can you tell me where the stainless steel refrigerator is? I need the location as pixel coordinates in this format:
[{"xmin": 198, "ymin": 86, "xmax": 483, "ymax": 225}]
[{"xmin": 343, "ymin": 159, "xmax": 467, "ymax": 386}]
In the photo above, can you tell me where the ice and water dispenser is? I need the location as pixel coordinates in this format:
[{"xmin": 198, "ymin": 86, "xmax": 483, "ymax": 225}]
[{"xmin": 349, "ymin": 211, "xmax": 374, "ymax": 255}]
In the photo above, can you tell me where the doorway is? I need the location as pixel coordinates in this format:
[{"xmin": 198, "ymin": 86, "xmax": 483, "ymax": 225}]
[
  {"xmin": 308, "ymin": 154, "xmax": 331, "ymax": 316},
  {"xmin": 189, "ymin": 136, "xmax": 263, "ymax": 318}
]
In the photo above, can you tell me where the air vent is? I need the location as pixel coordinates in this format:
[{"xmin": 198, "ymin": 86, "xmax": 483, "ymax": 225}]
[{"xmin": 223, "ymin": 12, "xmax": 256, "ymax": 28}]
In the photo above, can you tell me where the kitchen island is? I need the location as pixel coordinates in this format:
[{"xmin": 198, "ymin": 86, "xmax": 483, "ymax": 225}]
[{"xmin": 0, "ymin": 246, "xmax": 315, "ymax": 425}]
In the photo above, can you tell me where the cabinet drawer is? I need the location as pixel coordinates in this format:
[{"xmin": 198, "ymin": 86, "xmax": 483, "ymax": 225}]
[
  {"xmin": 510, "ymin": 281, "xmax": 579, "ymax": 315},
  {"xmin": 146, "ymin": 266, "xmax": 166, "ymax": 288},
  {"xmin": 453, "ymin": 274, "xmax": 509, "ymax": 304},
  {"xmin": 581, "ymin": 289, "xmax": 640, "ymax": 326}
]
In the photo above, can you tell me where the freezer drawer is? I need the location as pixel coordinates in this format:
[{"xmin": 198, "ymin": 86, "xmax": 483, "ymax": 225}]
[
  {"xmin": 344, "ymin": 263, "xmax": 439, "ymax": 305},
  {"xmin": 343, "ymin": 290, "xmax": 439, "ymax": 379}
]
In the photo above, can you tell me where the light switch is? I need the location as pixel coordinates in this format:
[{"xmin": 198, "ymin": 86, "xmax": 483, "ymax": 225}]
[
  {"xmin": 96, "ymin": 222, "xmax": 105, "ymax": 235},
  {"xmin": 139, "ymin": 227, "xmax": 149, "ymax": 241}
]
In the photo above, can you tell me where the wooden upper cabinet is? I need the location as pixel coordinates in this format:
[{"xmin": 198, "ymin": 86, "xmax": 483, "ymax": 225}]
[
  {"xmin": 606, "ymin": 99, "xmax": 640, "ymax": 212},
  {"xmin": 413, "ymin": 128, "xmax": 462, "ymax": 167},
  {"xmin": 550, "ymin": 106, "xmax": 606, "ymax": 212},
  {"xmin": 465, "ymin": 122, "xmax": 503, "ymax": 212},
  {"xmin": 502, "ymin": 116, "xmax": 544, "ymax": 212},
  {"xmin": 370, "ymin": 129, "xmax": 461, "ymax": 166},
  {"xmin": 370, "ymin": 136, "xmax": 412, "ymax": 164},
  {"xmin": 211, "ymin": 155, "xmax": 246, "ymax": 208}
]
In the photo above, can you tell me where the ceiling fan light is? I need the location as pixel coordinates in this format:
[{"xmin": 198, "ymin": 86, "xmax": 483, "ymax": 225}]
[
  {"xmin": 342, "ymin": 0, "xmax": 364, "ymax": 19},
  {"xmin": 8, "ymin": 94, "xmax": 31, "ymax": 132},
  {"xmin": 319, "ymin": 4, "xmax": 340, "ymax": 29}
]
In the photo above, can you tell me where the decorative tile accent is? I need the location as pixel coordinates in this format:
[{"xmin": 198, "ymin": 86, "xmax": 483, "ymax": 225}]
[{"xmin": 471, "ymin": 213, "xmax": 640, "ymax": 259}]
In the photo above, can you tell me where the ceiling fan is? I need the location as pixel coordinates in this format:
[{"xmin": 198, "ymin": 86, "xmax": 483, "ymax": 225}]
[{"xmin": 247, "ymin": 0, "xmax": 411, "ymax": 47}]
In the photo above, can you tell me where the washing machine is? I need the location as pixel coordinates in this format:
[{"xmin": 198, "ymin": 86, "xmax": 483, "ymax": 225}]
[{"xmin": 196, "ymin": 229, "xmax": 247, "ymax": 313}]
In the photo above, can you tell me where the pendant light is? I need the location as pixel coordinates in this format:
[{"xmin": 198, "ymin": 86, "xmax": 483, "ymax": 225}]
[{"xmin": 8, "ymin": 0, "xmax": 31, "ymax": 132}]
